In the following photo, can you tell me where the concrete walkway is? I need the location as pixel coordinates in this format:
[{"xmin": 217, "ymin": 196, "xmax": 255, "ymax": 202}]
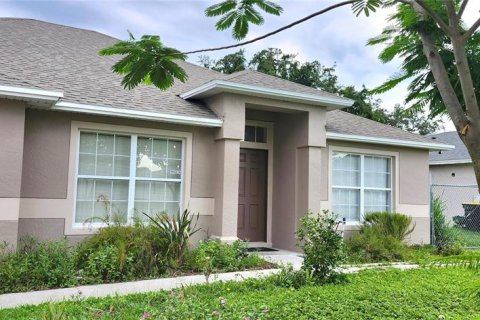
[{"xmin": 0, "ymin": 251, "xmax": 419, "ymax": 309}]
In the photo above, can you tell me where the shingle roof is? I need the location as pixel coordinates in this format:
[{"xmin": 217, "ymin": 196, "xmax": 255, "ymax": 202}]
[
  {"xmin": 428, "ymin": 131, "xmax": 471, "ymax": 162},
  {"xmin": 223, "ymin": 69, "xmax": 347, "ymax": 101},
  {"xmin": 0, "ymin": 18, "xmax": 221, "ymax": 119},
  {"xmin": 326, "ymin": 110, "xmax": 440, "ymax": 144},
  {"xmin": 0, "ymin": 18, "xmax": 447, "ymax": 149}
]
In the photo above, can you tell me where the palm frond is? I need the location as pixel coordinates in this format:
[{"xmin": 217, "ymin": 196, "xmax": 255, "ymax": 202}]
[{"xmin": 100, "ymin": 33, "xmax": 187, "ymax": 91}]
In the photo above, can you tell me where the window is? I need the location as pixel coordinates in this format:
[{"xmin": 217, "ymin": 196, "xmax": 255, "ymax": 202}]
[
  {"xmin": 244, "ymin": 125, "xmax": 267, "ymax": 143},
  {"xmin": 75, "ymin": 131, "xmax": 183, "ymax": 225},
  {"xmin": 331, "ymin": 152, "xmax": 392, "ymax": 222}
]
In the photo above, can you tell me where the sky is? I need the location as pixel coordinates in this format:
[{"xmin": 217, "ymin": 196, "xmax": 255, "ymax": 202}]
[{"xmin": 1, "ymin": 0, "xmax": 479, "ymax": 130}]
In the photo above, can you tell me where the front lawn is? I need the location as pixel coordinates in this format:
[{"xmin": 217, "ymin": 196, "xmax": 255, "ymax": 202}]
[{"xmin": 2, "ymin": 268, "xmax": 480, "ymax": 319}]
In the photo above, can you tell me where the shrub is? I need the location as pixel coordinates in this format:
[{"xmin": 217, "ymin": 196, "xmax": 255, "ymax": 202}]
[
  {"xmin": 346, "ymin": 227, "xmax": 407, "ymax": 262},
  {"xmin": 0, "ymin": 237, "xmax": 77, "ymax": 294},
  {"xmin": 143, "ymin": 209, "xmax": 200, "ymax": 271},
  {"xmin": 296, "ymin": 210, "xmax": 345, "ymax": 283},
  {"xmin": 270, "ymin": 264, "xmax": 316, "ymax": 289},
  {"xmin": 76, "ymin": 222, "xmax": 169, "ymax": 283},
  {"xmin": 363, "ymin": 211, "xmax": 415, "ymax": 241},
  {"xmin": 432, "ymin": 196, "xmax": 464, "ymax": 256},
  {"xmin": 345, "ymin": 212, "xmax": 415, "ymax": 263},
  {"xmin": 188, "ymin": 239, "xmax": 267, "ymax": 278}
]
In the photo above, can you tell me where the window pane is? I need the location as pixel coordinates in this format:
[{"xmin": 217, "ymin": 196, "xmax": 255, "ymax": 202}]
[
  {"xmin": 96, "ymin": 155, "xmax": 114, "ymax": 176},
  {"xmin": 77, "ymin": 178, "xmax": 94, "ymax": 200},
  {"xmin": 149, "ymin": 202, "xmax": 166, "ymax": 215},
  {"xmin": 115, "ymin": 136, "xmax": 131, "ymax": 156},
  {"xmin": 137, "ymin": 137, "xmax": 152, "ymax": 159},
  {"xmin": 364, "ymin": 190, "xmax": 391, "ymax": 214},
  {"xmin": 150, "ymin": 158, "xmax": 167, "ymax": 179},
  {"xmin": 364, "ymin": 156, "xmax": 391, "ymax": 188},
  {"xmin": 165, "ymin": 202, "xmax": 180, "ymax": 216},
  {"xmin": 79, "ymin": 132, "xmax": 97, "ymax": 153},
  {"xmin": 135, "ymin": 181, "xmax": 150, "ymax": 201},
  {"xmin": 112, "ymin": 180, "xmax": 129, "ymax": 200},
  {"xmin": 111, "ymin": 201, "xmax": 128, "ymax": 223},
  {"xmin": 165, "ymin": 182, "xmax": 181, "ymax": 201},
  {"xmin": 255, "ymin": 127, "xmax": 266, "ymax": 143},
  {"xmin": 114, "ymin": 156, "xmax": 130, "ymax": 177},
  {"xmin": 150, "ymin": 181, "xmax": 166, "ymax": 200},
  {"xmin": 332, "ymin": 188, "xmax": 360, "ymax": 221},
  {"xmin": 97, "ymin": 134, "xmax": 114, "ymax": 155},
  {"xmin": 75, "ymin": 201, "xmax": 93, "ymax": 223},
  {"xmin": 168, "ymin": 140, "xmax": 182, "ymax": 159},
  {"xmin": 167, "ymin": 159, "xmax": 182, "ymax": 179},
  {"xmin": 332, "ymin": 153, "xmax": 360, "ymax": 187},
  {"xmin": 153, "ymin": 139, "xmax": 168, "ymax": 158},
  {"xmin": 245, "ymin": 125, "xmax": 255, "ymax": 142},
  {"xmin": 78, "ymin": 154, "xmax": 95, "ymax": 176}
]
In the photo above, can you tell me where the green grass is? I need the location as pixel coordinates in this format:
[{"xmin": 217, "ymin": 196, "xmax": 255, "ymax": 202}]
[
  {"xmin": 2, "ymin": 268, "xmax": 480, "ymax": 319},
  {"xmin": 450, "ymin": 228, "xmax": 480, "ymax": 247}
]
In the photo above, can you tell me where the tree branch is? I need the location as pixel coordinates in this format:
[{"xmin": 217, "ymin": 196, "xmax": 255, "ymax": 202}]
[
  {"xmin": 179, "ymin": 0, "xmax": 357, "ymax": 56},
  {"xmin": 464, "ymin": 17, "xmax": 480, "ymax": 40},
  {"xmin": 443, "ymin": 0, "xmax": 458, "ymax": 27},
  {"xmin": 411, "ymin": 2, "xmax": 469, "ymax": 131},
  {"xmin": 458, "ymin": 0, "xmax": 469, "ymax": 19},
  {"xmin": 413, "ymin": 0, "xmax": 452, "ymax": 35}
]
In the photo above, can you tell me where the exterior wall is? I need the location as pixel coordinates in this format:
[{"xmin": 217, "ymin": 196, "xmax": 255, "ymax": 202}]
[
  {"xmin": 0, "ymin": 99, "xmax": 26, "ymax": 248},
  {"xmin": 320, "ymin": 140, "xmax": 431, "ymax": 245},
  {"xmin": 18, "ymin": 108, "xmax": 217, "ymax": 241},
  {"xmin": 430, "ymin": 164, "xmax": 479, "ymax": 223},
  {"xmin": 271, "ymin": 111, "xmax": 326, "ymax": 251},
  {"xmin": 430, "ymin": 163, "xmax": 476, "ymax": 185}
]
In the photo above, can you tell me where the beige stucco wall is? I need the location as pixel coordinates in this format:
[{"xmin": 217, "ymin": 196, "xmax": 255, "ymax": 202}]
[
  {"xmin": 0, "ymin": 99, "xmax": 26, "ymax": 247},
  {"xmin": 18, "ymin": 108, "xmax": 218, "ymax": 240},
  {"xmin": 430, "ymin": 163, "xmax": 476, "ymax": 185}
]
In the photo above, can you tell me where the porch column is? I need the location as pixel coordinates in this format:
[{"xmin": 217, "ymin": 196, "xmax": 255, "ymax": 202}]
[
  {"xmin": 0, "ymin": 99, "xmax": 26, "ymax": 249},
  {"xmin": 295, "ymin": 108, "xmax": 326, "ymax": 223},
  {"xmin": 206, "ymin": 94, "xmax": 245, "ymax": 241}
]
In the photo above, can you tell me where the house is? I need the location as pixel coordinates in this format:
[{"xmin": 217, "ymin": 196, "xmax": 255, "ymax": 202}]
[
  {"xmin": 429, "ymin": 131, "xmax": 479, "ymax": 221},
  {"xmin": 0, "ymin": 19, "xmax": 452, "ymax": 250}
]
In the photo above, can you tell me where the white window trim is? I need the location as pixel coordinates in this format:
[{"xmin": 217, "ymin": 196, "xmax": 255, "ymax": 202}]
[
  {"xmin": 69, "ymin": 121, "xmax": 192, "ymax": 231},
  {"xmin": 329, "ymin": 147, "xmax": 397, "ymax": 224}
]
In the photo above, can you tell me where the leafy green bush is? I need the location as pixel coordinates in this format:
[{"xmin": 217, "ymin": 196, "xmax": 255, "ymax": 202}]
[
  {"xmin": 346, "ymin": 227, "xmax": 407, "ymax": 262},
  {"xmin": 432, "ymin": 196, "xmax": 464, "ymax": 256},
  {"xmin": 76, "ymin": 222, "xmax": 169, "ymax": 283},
  {"xmin": 296, "ymin": 210, "xmax": 345, "ymax": 283},
  {"xmin": 0, "ymin": 237, "xmax": 77, "ymax": 293},
  {"xmin": 188, "ymin": 240, "xmax": 268, "ymax": 277},
  {"xmin": 363, "ymin": 211, "xmax": 415, "ymax": 241},
  {"xmin": 345, "ymin": 212, "xmax": 415, "ymax": 263},
  {"xmin": 270, "ymin": 264, "xmax": 316, "ymax": 289}
]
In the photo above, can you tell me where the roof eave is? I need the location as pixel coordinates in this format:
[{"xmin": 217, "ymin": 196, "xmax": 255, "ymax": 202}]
[
  {"xmin": 430, "ymin": 159, "xmax": 472, "ymax": 165},
  {"xmin": 0, "ymin": 85, "xmax": 63, "ymax": 105},
  {"xmin": 326, "ymin": 132, "xmax": 455, "ymax": 151},
  {"xmin": 180, "ymin": 80, "xmax": 354, "ymax": 110},
  {"xmin": 53, "ymin": 101, "xmax": 223, "ymax": 127}
]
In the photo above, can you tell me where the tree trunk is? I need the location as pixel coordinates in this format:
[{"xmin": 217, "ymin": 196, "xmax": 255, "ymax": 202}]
[{"xmin": 412, "ymin": 2, "xmax": 480, "ymax": 192}]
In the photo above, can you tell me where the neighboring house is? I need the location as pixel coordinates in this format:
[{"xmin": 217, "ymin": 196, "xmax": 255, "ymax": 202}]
[
  {"xmin": 429, "ymin": 131, "xmax": 479, "ymax": 221},
  {"xmin": 0, "ymin": 19, "xmax": 452, "ymax": 250}
]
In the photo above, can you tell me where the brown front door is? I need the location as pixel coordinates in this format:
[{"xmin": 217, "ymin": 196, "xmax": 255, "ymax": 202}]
[{"xmin": 238, "ymin": 148, "xmax": 267, "ymax": 242}]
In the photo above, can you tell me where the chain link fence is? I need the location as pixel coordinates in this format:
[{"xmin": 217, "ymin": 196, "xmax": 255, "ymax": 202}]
[{"xmin": 431, "ymin": 184, "xmax": 480, "ymax": 248}]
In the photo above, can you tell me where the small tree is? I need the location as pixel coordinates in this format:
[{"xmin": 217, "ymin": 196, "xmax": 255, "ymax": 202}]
[{"xmin": 296, "ymin": 210, "xmax": 345, "ymax": 283}]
